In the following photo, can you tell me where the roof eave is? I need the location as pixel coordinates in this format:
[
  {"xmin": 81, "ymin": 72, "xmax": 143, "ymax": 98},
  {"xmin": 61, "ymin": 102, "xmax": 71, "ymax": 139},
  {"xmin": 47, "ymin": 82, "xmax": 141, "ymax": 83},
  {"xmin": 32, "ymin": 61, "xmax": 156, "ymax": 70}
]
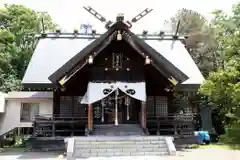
[
  {"xmin": 22, "ymin": 82, "xmax": 54, "ymax": 89},
  {"xmin": 48, "ymin": 27, "xmax": 117, "ymax": 84},
  {"xmin": 129, "ymin": 32, "xmax": 189, "ymax": 83},
  {"xmin": 48, "ymin": 22, "xmax": 130, "ymax": 84}
]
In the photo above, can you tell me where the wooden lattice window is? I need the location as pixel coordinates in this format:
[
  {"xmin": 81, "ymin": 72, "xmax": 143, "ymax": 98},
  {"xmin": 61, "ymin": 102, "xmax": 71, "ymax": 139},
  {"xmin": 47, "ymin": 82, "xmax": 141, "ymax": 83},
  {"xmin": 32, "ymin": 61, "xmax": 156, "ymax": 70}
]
[
  {"xmin": 147, "ymin": 96, "xmax": 154, "ymax": 117},
  {"xmin": 73, "ymin": 96, "xmax": 87, "ymax": 117},
  {"xmin": 155, "ymin": 96, "xmax": 168, "ymax": 116},
  {"xmin": 60, "ymin": 96, "xmax": 73, "ymax": 117}
]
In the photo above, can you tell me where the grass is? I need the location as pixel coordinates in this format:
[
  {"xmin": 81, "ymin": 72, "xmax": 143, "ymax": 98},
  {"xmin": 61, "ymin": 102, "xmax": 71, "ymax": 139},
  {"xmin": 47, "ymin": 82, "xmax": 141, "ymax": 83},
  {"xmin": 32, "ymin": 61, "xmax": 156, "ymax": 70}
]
[
  {"xmin": 198, "ymin": 124, "xmax": 240, "ymax": 150},
  {"xmin": 199, "ymin": 143, "xmax": 240, "ymax": 150}
]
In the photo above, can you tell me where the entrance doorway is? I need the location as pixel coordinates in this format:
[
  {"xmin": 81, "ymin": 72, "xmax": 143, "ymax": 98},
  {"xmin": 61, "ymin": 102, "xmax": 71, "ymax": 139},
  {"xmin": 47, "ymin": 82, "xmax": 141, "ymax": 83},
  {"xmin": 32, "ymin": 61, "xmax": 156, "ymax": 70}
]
[{"xmin": 93, "ymin": 91, "xmax": 140, "ymax": 125}]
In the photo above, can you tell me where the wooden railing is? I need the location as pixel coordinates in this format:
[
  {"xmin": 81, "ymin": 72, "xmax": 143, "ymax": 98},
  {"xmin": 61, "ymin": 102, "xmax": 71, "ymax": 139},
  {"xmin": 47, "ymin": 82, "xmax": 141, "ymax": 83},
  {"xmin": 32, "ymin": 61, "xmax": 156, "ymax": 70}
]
[
  {"xmin": 32, "ymin": 113, "xmax": 197, "ymax": 137},
  {"xmin": 34, "ymin": 114, "xmax": 88, "ymax": 123},
  {"xmin": 146, "ymin": 113, "xmax": 197, "ymax": 137},
  {"xmin": 33, "ymin": 114, "xmax": 88, "ymax": 137}
]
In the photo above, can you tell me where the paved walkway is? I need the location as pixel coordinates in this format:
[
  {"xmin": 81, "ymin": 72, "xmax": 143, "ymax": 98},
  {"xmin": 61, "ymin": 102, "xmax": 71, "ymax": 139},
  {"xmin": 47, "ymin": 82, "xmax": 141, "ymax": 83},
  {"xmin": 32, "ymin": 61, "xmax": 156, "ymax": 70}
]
[
  {"xmin": 81, "ymin": 148, "xmax": 240, "ymax": 160},
  {"xmin": 0, "ymin": 148, "xmax": 240, "ymax": 160},
  {"xmin": 0, "ymin": 149, "xmax": 61, "ymax": 160}
]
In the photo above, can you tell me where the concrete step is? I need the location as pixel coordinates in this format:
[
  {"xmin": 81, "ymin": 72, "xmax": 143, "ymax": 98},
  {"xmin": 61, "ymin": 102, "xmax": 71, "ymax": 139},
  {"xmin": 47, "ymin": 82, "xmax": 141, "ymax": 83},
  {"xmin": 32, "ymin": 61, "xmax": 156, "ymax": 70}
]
[
  {"xmin": 74, "ymin": 135, "xmax": 167, "ymax": 141},
  {"xmin": 93, "ymin": 124, "xmax": 144, "ymax": 136},
  {"xmin": 74, "ymin": 147, "xmax": 168, "ymax": 153},
  {"xmin": 71, "ymin": 136, "xmax": 170, "ymax": 158},
  {"xmin": 74, "ymin": 150, "xmax": 169, "ymax": 157},
  {"xmin": 75, "ymin": 140, "xmax": 166, "ymax": 146}
]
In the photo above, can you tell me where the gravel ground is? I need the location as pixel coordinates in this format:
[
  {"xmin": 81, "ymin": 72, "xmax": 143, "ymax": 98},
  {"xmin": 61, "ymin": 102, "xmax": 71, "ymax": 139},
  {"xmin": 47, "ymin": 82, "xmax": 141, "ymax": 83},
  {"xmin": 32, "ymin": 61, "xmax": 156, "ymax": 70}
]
[{"xmin": 0, "ymin": 148, "xmax": 240, "ymax": 160}]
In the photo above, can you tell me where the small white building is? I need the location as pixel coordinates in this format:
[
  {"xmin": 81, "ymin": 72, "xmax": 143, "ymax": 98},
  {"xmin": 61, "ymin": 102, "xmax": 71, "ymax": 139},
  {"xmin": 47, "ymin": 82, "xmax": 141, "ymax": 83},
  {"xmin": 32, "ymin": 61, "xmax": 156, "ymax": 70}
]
[{"xmin": 0, "ymin": 91, "xmax": 53, "ymax": 136}]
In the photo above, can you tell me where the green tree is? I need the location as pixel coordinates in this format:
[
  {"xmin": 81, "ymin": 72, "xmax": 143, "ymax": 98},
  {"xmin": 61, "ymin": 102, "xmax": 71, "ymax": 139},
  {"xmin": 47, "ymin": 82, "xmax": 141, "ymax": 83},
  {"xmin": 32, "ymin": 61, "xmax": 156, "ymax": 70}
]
[
  {"xmin": 199, "ymin": 3, "xmax": 240, "ymax": 142},
  {"xmin": 0, "ymin": 4, "xmax": 57, "ymax": 92},
  {"xmin": 168, "ymin": 8, "xmax": 220, "ymax": 76},
  {"xmin": 169, "ymin": 5, "xmax": 240, "ymax": 138}
]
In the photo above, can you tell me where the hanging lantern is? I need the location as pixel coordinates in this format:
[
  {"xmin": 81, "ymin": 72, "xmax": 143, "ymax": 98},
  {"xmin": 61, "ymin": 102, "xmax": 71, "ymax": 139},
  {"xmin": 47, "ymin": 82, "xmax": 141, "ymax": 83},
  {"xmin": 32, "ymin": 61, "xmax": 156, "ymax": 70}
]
[
  {"xmin": 125, "ymin": 96, "xmax": 130, "ymax": 120},
  {"xmin": 101, "ymin": 99, "xmax": 105, "ymax": 106},
  {"xmin": 101, "ymin": 99, "xmax": 105, "ymax": 123},
  {"xmin": 125, "ymin": 96, "xmax": 130, "ymax": 106},
  {"xmin": 88, "ymin": 55, "xmax": 93, "ymax": 64},
  {"xmin": 145, "ymin": 56, "xmax": 151, "ymax": 64},
  {"xmin": 117, "ymin": 30, "xmax": 122, "ymax": 41}
]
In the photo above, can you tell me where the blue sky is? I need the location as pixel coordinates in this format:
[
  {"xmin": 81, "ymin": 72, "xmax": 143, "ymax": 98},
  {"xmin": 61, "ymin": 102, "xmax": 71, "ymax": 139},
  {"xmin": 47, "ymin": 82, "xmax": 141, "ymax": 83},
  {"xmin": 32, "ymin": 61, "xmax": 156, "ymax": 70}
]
[{"xmin": 1, "ymin": 0, "xmax": 239, "ymax": 33}]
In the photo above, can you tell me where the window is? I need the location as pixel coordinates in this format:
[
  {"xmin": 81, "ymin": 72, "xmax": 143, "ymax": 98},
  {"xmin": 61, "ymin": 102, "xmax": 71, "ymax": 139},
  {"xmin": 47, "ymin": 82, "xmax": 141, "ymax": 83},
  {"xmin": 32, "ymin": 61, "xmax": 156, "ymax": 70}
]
[
  {"xmin": 155, "ymin": 96, "xmax": 168, "ymax": 116},
  {"xmin": 20, "ymin": 103, "xmax": 39, "ymax": 122},
  {"xmin": 59, "ymin": 96, "xmax": 73, "ymax": 117}
]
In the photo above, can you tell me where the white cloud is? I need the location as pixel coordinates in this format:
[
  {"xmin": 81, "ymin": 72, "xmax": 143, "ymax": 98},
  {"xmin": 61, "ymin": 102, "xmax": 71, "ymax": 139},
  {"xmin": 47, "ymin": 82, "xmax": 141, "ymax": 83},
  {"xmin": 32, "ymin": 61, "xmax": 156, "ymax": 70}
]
[{"xmin": 3, "ymin": 0, "xmax": 239, "ymax": 33}]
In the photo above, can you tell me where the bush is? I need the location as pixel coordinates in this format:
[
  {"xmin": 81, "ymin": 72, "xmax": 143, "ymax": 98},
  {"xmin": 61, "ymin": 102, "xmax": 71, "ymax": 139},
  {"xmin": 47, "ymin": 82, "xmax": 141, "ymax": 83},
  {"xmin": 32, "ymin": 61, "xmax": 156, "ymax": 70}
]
[{"xmin": 220, "ymin": 123, "xmax": 240, "ymax": 144}]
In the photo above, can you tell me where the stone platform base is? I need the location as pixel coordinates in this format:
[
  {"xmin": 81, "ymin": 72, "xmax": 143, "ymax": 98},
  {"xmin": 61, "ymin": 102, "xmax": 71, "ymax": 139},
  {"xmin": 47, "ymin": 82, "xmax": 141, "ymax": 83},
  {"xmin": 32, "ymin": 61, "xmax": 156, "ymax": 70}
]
[{"xmin": 25, "ymin": 137, "xmax": 65, "ymax": 152}]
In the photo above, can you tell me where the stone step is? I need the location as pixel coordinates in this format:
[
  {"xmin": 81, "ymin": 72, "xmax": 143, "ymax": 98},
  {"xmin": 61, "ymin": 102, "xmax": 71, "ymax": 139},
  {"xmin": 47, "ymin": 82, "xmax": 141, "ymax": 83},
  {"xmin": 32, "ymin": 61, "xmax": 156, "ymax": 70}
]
[
  {"xmin": 75, "ymin": 144, "xmax": 167, "ymax": 150},
  {"xmin": 74, "ymin": 151, "xmax": 169, "ymax": 157},
  {"xmin": 75, "ymin": 140, "xmax": 166, "ymax": 145},
  {"xmin": 73, "ymin": 135, "xmax": 167, "ymax": 141},
  {"xmin": 93, "ymin": 124, "xmax": 144, "ymax": 136},
  {"xmin": 73, "ymin": 138, "xmax": 168, "ymax": 158},
  {"xmin": 74, "ymin": 147, "xmax": 168, "ymax": 153},
  {"xmin": 66, "ymin": 136, "xmax": 176, "ymax": 158}
]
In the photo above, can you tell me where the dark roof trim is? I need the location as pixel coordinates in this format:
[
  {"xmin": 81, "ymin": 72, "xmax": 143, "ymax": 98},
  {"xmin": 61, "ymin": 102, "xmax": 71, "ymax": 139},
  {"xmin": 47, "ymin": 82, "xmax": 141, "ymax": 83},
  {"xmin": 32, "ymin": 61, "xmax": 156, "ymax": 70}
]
[
  {"xmin": 175, "ymin": 84, "xmax": 201, "ymax": 91},
  {"xmin": 36, "ymin": 33, "xmax": 187, "ymax": 40},
  {"xmin": 48, "ymin": 22, "xmax": 127, "ymax": 83},
  {"xmin": 22, "ymin": 83, "xmax": 54, "ymax": 89}
]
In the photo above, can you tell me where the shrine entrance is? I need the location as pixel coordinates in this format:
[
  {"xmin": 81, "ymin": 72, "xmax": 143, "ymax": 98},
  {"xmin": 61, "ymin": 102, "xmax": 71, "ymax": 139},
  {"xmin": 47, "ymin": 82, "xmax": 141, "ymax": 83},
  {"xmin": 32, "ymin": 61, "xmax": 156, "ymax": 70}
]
[{"xmin": 92, "ymin": 89, "xmax": 141, "ymax": 125}]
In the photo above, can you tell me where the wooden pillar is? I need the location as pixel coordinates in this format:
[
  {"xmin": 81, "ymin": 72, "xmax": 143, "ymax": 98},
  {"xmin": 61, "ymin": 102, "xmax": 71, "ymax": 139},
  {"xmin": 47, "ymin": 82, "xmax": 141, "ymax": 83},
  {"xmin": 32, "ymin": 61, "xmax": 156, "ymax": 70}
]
[
  {"xmin": 88, "ymin": 104, "xmax": 93, "ymax": 131},
  {"xmin": 141, "ymin": 101, "xmax": 147, "ymax": 129},
  {"xmin": 91, "ymin": 104, "xmax": 93, "ymax": 130},
  {"xmin": 33, "ymin": 122, "xmax": 36, "ymax": 137},
  {"xmin": 52, "ymin": 124, "xmax": 55, "ymax": 137},
  {"xmin": 52, "ymin": 90, "xmax": 58, "ymax": 137},
  {"xmin": 53, "ymin": 90, "xmax": 60, "ymax": 116},
  {"xmin": 0, "ymin": 136, "xmax": 3, "ymax": 148}
]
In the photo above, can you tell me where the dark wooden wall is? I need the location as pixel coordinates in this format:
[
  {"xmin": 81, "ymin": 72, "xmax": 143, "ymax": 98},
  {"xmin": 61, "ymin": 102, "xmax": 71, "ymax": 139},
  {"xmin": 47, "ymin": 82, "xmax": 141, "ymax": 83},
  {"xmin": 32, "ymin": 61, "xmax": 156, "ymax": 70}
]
[
  {"xmin": 60, "ymin": 40, "xmax": 170, "ymax": 95},
  {"xmin": 53, "ymin": 40, "xmax": 172, "ymax": 115}
]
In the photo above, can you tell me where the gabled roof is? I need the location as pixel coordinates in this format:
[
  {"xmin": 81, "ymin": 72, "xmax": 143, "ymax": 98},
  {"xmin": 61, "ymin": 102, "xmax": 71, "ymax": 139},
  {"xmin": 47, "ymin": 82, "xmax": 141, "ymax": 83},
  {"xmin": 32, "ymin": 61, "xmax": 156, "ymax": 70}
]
[
  {"xmin": 48, "ymin": 22, "xmax": 118, "ymax": 83},
  {"xmin": 145, "ymin": 40, "xmax": 204, "ymax": 85},
  {"xmin": 22, "ymin": 22, "xmax": 204, "ymax": 89},
  {"xmin": 48, "ymin": 21, "xmax": 188, "ymax": 85},
  {"xmin": 22, "ymin": 38, "xmax": 94, "ymax": 86}
]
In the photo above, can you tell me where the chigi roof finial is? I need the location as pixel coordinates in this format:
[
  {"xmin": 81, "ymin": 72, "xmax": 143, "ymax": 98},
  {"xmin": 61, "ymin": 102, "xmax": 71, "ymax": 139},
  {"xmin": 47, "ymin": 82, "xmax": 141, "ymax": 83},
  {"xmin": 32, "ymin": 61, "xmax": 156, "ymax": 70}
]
[
  {"xmin": 116, "ymin": 13, "xmax": 124, "ymax": 21},
  {"xmin": 83, "ymin": 6, "xmax": 113, "ymax": 29}
]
